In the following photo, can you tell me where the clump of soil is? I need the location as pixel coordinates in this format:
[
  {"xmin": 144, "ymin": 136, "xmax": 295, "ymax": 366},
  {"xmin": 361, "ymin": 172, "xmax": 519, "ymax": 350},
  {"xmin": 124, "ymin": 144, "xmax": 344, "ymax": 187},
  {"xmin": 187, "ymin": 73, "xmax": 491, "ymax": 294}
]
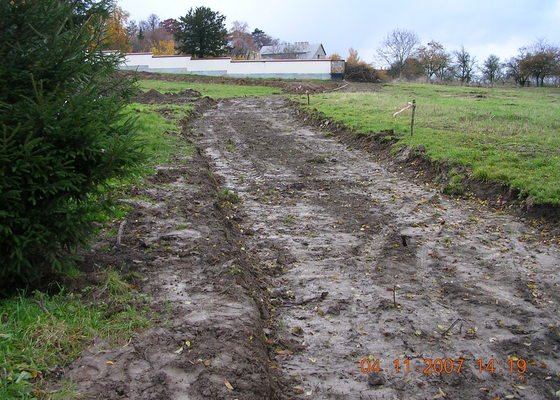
[{"xmin": 134, "ymin": 88, "xmax": 202, "ymax": 104}]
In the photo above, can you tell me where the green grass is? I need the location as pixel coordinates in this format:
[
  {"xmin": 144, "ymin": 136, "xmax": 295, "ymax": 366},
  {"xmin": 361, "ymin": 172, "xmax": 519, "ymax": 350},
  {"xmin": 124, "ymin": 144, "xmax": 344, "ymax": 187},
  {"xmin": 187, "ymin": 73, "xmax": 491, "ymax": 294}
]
[
  {"xmin": 298, "ymin": 83, "xmax": 560, "ymax": 205},
  {"xmin": 0, "ymin": 272, "xmax": 151, "ymax": 399},
  {"xmin": 126, "ymin": 103, "xmax": 194, "ymax": 163},
  {"xmin": 90, "ymin": 102, "xmax": 194, "ymax": 224},
  {"xmin": 137, "ymin": 79, "xmax": 282, "ymax": 98}
]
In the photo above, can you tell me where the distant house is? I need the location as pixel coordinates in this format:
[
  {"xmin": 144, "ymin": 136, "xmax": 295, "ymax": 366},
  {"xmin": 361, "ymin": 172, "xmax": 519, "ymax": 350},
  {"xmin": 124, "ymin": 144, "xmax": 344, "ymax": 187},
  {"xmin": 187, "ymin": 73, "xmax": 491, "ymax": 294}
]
[{"xmin": 260, "ymin": 42, "xmax": 326, "ymax": 60}]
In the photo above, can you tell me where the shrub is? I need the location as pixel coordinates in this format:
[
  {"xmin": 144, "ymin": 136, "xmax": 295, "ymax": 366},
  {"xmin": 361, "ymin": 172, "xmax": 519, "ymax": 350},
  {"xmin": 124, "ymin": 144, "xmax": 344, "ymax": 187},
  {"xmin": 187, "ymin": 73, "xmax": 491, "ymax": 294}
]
[
  {"xmin": 345, "ymin": 61, "xmax": 382, "ymax": 82},
  {"xmin": 0, "ymin": 0, "xmax": 142, "ymax": 292}
]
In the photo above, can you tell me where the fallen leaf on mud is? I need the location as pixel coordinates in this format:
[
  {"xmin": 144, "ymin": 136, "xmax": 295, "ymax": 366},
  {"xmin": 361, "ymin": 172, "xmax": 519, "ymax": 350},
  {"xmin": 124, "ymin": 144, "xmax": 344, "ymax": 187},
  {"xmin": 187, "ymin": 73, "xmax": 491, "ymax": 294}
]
[
  {"xmin": 555, "ymin": 389, "xmax": 560, "ymax": 397},
  {"xmin": 174, "ymin": 347, "xmax": 184, "ymax": 354},
  {"xmin": 505, "ymin": 395, "xmax": 515, "ymax": 399},
  {"xmin": 105, "ymin": 361, "xmax": 114, "ymax": 365},
  {"xmin": 513, "ymin": 385, "xmax": 526, "ymax": 390},
  {"xmin": 414, "ymin": 330, "xmax": 422, "ymax": 336},
  {"xmin": 276, "ymin": 349, "xmax": 293, "ymax": 356},
  {"xmin": 308, "ymin": 357, "xmax": 317, "ymax": 363},
  {"xmin": 294, "ymin": 385, "xmax": 304, "ymax": 394},
  {"xmin": 432, "ymin": 388, "xmax": 446, "ymax": 399},
  {"xmin": 489, "ymin": 337, "xmax": 497, "ymax": 342},
  {"xmin": 437, "ymin": 324, "xmax": 446, "ymax": 331},
  {"xmin": 291, "ymin": 326, "xmax": 304, "ymax": 336},
  {"xmin": 224, "ymin": 379, "xmax": 234, "ymax": 391}
]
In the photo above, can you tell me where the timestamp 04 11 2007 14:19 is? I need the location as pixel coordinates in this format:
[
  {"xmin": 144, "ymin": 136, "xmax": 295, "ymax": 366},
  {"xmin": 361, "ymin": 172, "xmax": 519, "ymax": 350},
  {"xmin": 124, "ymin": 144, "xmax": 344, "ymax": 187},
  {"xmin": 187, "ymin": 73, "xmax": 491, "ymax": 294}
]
[{"xmin": 358, "ymin": 357, "xmax": 528, "ymax": 376}]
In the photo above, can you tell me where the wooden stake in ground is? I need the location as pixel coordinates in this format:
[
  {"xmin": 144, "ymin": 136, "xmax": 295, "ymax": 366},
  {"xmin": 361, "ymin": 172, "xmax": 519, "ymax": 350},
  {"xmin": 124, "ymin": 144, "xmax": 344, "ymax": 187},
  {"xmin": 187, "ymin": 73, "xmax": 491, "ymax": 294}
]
[
  {"xmin": 306, "ymin": 91, "xmax": 310, "ymax": 105},
  {"xmin": 410, "ymin": 99, "xmax": 416, "ymax": 136},
  {"xmin": 392, "ymin": 99, "xmax": 417, "ymax": 136}
]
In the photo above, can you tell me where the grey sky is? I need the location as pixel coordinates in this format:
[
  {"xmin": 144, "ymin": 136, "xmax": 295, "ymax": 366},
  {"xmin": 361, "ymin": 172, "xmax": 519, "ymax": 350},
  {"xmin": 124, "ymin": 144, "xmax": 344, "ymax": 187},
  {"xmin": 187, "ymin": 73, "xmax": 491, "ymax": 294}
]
[{"xmin": 119, "ymin": 0, "xmax": 560, "ymax": 65}]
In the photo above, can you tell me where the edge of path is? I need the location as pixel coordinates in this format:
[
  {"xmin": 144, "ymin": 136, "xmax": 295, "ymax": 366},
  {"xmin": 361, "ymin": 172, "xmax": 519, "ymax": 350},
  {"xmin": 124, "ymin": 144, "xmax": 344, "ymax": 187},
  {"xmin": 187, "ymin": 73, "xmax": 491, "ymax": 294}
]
[{"xmin": 291, "ymin": 102, "xmax": 560, "ymax": 235}]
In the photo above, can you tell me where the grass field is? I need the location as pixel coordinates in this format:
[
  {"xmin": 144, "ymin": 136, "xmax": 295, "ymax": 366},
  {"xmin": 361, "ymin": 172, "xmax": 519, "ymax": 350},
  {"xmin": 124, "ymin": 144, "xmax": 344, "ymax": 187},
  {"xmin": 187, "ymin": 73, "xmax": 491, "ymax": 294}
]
[
  {"xmin": 298, "ymin": 83, "xmax": 560, "ymax": 205},
  {"xmin": 137, "ymin": 79, "xmax": 282, "ymax": 98}
]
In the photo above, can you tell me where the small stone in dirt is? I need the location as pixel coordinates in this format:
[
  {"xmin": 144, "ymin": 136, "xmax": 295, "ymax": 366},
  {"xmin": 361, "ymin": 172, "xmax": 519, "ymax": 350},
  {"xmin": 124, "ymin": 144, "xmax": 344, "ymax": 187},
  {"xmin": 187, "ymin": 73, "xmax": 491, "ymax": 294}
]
[
  {"xmin": 367, "ymin": 372, "xmax": 386, "ymax": 387},
  {"xmin": 417, "ymin": 144, "xmax": 426, "ymax": 153}
]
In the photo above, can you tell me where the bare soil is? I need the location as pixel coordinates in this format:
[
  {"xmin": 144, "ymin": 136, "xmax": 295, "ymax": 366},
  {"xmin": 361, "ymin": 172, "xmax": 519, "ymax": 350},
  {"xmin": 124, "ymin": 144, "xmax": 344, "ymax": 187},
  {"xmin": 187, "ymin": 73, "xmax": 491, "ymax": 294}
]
[
  {"xmin": 193, "ymin": 96, "xmax": 560, "ymax": 399},
  {"xmin": 64, "ymin": 94, "xmax": 560, "ymax": 399}
]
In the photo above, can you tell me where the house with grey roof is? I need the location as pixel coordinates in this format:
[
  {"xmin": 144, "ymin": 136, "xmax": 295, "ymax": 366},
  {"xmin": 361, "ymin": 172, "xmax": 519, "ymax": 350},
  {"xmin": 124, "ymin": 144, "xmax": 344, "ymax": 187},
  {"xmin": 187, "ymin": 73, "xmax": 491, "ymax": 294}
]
[{"xmin": 260, "ymin": 42, "xmax": 326, "ymax": 60}]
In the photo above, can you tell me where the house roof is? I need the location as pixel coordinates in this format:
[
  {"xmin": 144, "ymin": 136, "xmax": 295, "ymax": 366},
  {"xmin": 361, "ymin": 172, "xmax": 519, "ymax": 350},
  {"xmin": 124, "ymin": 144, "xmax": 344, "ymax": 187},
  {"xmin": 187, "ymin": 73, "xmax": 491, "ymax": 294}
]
[{"xmin": 260, "ymin": 43, "xmax": 325, "ymax": 59}]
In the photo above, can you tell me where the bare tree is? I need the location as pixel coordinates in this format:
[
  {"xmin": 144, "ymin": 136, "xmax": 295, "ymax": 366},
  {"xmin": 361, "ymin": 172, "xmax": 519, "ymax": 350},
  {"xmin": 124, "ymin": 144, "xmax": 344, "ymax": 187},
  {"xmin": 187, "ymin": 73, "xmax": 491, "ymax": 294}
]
[
  {"xmin": 417, "ymin": 41, "xmax": 450, "ymax": 80},
  {"xmin": 454, "ymin": 46, "xmax": 476, "ymax": 84},
  {"xmin": 146, "ymin": 13, "xmax": 160, "ymax": 32},
  {"xmin": 505, "ymin": 52, "xmax": 531, "ymax": 86},
  {"xmin": 229, "ymin": 21, "xmax": 257, "ymax": 58},
  {"xmin": 482, "ymin": 55, "xmax": 502, "ymax": 85},
  {"xmin": 520, "ymin": 40, "xmax": 559, "ymax": 86},
  {"xmin": 377, "ymin": 28, "xmax": 420, "ymax": 78}
]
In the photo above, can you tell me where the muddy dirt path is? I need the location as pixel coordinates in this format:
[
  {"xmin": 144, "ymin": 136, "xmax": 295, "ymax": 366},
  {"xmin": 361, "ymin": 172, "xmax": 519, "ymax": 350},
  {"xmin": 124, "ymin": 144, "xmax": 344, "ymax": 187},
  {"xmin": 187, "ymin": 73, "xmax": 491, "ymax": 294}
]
[
  {"xmin": 65, "ymin": 135, "xmax": 282, "ymax": 398},
  {"xmin": 193, "ymin": 96, "xmax": 560, "ymax": 399}
]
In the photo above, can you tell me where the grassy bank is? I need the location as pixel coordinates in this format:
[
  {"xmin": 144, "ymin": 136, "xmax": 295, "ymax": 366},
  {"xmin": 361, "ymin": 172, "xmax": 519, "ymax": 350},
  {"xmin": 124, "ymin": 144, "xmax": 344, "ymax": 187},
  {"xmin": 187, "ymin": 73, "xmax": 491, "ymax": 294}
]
[
  {"xmin": 298, "ymin": 83, "xmax": 560, "ymax": 205},
  {"xmin": 137, "ymin": 79, "xmax": 282, "ymax": 98},
  {"xmin": 0, "ymin": 102, "xmax": 193, "ymax": 399},
  {"xmin": 0, "ymin": 274, "xmax": 151, "ymax": 399}
]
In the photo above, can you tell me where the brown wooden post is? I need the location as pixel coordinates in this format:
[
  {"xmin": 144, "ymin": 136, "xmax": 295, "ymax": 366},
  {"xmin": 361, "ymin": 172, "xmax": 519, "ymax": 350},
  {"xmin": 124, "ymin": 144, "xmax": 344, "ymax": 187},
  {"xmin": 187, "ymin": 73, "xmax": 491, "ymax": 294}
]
[
  {"xmin": 306, "ymin": 91, "xmax": 310, "ymax": 105},
  {"xmin": 410, "ymin": 99, "xmax": 416, "ymax": 136}
]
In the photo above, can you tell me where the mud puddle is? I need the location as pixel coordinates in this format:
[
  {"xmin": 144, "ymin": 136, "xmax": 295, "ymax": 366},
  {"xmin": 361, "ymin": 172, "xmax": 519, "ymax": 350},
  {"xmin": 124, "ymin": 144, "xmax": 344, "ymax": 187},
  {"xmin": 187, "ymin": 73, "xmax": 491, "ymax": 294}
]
[{"xmin": 193, "ymin": 96, "xmax": 560, "ymax": 399}]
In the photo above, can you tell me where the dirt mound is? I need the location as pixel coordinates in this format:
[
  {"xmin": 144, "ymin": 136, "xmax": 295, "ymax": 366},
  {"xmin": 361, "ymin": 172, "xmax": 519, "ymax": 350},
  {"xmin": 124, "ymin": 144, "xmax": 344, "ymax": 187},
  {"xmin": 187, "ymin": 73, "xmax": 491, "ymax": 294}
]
[
  {"xmin": 134, "ymin": 88, "xmax": 202, "ymax": 104},
  {"xmin": 280, "ymin": 81, "xmax": 335, "ymax": 94}
]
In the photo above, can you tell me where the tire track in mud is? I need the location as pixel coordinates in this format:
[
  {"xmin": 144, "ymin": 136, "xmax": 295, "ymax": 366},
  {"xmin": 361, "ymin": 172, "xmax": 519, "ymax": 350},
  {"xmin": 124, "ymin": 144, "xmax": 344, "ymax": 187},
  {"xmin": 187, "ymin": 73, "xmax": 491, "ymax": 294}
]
[{"xmin": 193, "ymin": 96, "xmax": 560, "ymax": 399}]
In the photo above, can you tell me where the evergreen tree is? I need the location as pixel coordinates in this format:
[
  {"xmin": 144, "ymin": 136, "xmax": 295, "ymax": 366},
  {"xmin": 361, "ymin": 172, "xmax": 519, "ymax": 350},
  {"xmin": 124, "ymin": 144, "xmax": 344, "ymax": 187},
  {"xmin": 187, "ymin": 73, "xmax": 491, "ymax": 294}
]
[
  {"xmin": 0, "ymin": 0, "xmax": 142, "ymax": 291},
  {"xmin": 175, "ymin": 6, "xmax": 228, "ymax": 57}
]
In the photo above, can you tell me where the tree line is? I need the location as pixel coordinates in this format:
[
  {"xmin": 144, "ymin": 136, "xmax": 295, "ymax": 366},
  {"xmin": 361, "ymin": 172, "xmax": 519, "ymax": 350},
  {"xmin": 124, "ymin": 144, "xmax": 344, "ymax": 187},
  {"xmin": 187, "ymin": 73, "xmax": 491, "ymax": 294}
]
[
  {"xmin": 376, "ymin": 29, "xmax": 560, "ymax": 86},
  {"xmin": 103, "ymin": 6, "xmax": 560, "ymax": 87},
  {"xmin": 104, "ymin": 5, "xmax": 279, "ymax": 58}
]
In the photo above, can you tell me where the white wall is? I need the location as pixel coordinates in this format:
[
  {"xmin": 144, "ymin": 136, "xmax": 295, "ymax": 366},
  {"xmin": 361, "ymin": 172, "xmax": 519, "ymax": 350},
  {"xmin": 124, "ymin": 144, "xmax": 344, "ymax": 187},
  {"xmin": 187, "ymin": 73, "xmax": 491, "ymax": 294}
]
[{"xmin": 120, "ymin": 53, "xmax": 343, "ymax": 80}]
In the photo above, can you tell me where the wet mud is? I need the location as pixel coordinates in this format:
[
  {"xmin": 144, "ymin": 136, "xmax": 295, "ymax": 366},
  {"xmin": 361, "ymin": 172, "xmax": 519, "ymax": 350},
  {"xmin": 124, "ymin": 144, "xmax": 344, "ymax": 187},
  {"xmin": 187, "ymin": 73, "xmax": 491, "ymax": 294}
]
[
  {"xmin": 64, "ymin": 94, "xmax": 560, "ymax": 399},
  {"xmin": 193, "ymin": 96, "xmax": 560, "ymax": 399}
]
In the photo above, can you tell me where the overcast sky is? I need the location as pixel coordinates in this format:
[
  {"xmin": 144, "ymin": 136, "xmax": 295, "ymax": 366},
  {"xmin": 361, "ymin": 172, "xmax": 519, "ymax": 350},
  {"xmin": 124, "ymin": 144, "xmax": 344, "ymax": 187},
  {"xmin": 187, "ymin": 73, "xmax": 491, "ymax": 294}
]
[{"xmin": 119, "ymin": 0, "xmax": 560, "ymax": 66}]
